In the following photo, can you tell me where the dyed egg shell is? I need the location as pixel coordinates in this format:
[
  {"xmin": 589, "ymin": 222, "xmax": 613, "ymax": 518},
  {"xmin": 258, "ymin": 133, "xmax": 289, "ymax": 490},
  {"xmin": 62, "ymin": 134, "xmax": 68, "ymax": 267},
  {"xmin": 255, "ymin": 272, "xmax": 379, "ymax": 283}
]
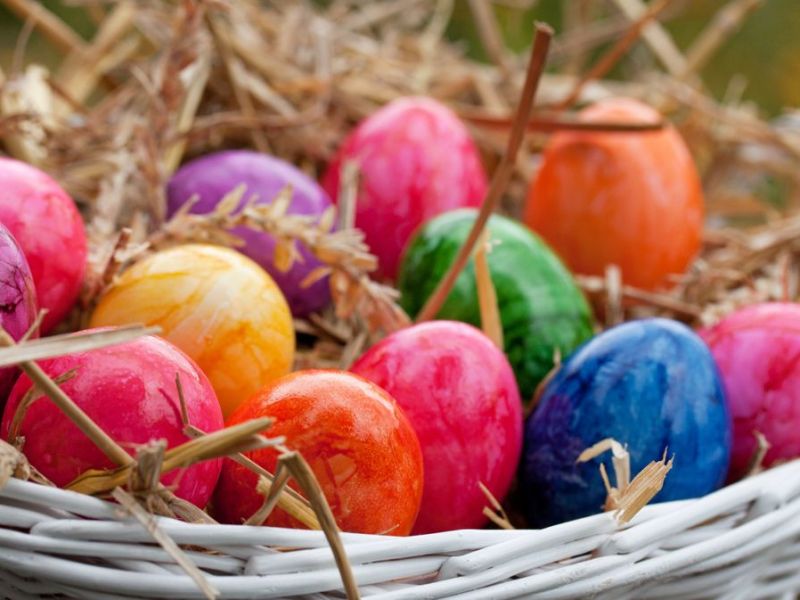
[
  {"xmin": 321, "ymin": 97, "xmax": 487, "ymax": 280},
  {"xmin": 521, "ymin": 318, "xmax": 731, "ymax": 527},
  {"xmin": 398, "ymin": 209, "xmax": 594, "ymax": 400},
  {"xmin": 700, "ymin": 303, "xmax": 800, "ymax": 481},
  {"xmin": 89, "ymin": 244, "xmax": 295, "ymax": 418},
  {"xmin": 214, "ymin": 370, "xmax": 423, "ymax": 535},
  {"xmin": 350, "ymin": 321, "xmax": 522, "ymax": 534},
  {"xmin": 0, "ymin": 224, "xmax": 37, "ymax": 404},
  {"xmin": 525, "ymin": 97, "xmax": 703, "ymax": 290},
  {"xmin": 0, "ymin": 157, "xmax": 87, "ymax": 332},
  {"xmin": 167, "ymin": 150, "xmax": 333, "ymax": 316},
  {"xmin": 1, "ymin": 333, "xmax": 223, "ymax": 507}
]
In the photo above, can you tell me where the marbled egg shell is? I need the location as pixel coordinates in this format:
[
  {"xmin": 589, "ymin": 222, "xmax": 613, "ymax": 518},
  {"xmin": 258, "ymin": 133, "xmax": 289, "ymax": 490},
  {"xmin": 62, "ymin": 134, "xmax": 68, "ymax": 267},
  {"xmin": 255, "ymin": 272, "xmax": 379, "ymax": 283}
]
[
  {"xmin": 322, "ymin": 97, "xmax": 487, "ymax": 280},
  {"xmin": 0, "ymin": 224, "xmax": 37, "ymax": 404},
  {"xmin": 0, "ymin": 157, "xmax": 86, "ymax": 332},
  {"xmin": 525, "ymin": 98, "xmax": 703, "ymax": 291},
  {"xmin": 167, "ymin": 150, "xmax": 333, "ymax": 316},
  {"xmin": 521, "ymin": 318, "xmax": 731, "ymax": 527},
  {"xmin": 351, "ymin": 321, "xmax": 522, "ymax": 534},
  {"xmin": 89, "ymin": 244, "xmax": 294, "ymax": 418},
  {"xmin": 701, "ymin": 302, "xmax": 800, "ymax": 481},
  {"xmin": 398, "ymin": 208, "xmax": 593, "ymax": 400}
]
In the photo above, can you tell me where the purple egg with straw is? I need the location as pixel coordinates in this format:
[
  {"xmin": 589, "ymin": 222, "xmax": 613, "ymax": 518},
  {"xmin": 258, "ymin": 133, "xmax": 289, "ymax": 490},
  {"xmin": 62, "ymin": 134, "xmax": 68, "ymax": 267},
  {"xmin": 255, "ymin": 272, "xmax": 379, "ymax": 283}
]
[
  {"xmin": 0, "ymin": 223, "xmax": 37, "ymax": 405},
  {"xmin": 166, "ymin": 150, "xmax": 333, "ymax": 316}
]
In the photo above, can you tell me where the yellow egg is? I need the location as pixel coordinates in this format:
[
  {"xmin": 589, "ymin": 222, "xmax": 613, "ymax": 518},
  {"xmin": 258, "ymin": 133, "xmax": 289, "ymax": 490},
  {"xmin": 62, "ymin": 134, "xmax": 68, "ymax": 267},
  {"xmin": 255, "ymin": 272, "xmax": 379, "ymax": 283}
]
[{"xmin": 90, "ymin": 244, "xmax": 295, "ymax": 417}]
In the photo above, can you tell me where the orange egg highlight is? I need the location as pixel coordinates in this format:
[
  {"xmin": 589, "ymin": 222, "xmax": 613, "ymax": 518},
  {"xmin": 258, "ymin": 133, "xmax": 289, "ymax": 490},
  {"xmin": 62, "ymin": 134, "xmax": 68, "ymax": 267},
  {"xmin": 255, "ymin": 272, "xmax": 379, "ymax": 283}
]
[{"xmin": 525, "ymin": 97, "xmax": 703, "ymax": 290}]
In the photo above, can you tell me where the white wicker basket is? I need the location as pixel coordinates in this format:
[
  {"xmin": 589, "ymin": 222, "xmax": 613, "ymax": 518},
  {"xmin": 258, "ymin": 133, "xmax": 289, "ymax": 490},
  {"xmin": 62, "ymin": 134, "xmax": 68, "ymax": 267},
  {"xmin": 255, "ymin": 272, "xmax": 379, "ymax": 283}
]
[{"xmin": 2, "ymin": 458, "xmax": 800, "ymax": 600}]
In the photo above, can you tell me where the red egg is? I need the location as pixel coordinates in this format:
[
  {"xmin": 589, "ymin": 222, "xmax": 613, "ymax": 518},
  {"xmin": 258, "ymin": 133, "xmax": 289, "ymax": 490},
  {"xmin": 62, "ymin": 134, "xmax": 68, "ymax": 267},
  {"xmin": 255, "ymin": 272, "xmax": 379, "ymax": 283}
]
[
  {"xmin": 1, "ymin": 332, "xmax": 224, "ymax": 507},
  {"xmin": 213, "ymin": 370, "xmax": 423, "ymax": 535},
  {"xmin": 701, "ymin": 303, "xmax": 800, "ymax": 480},
  {"xmin": 322, "ymin": 97, "xmax": 487, "ymax": 280},
  {"xmin": 525, "ymin": 98, "xmax": 703, "ymax": 290},
  {"xmin": 351, "ymin": 321, "xmax": 523, "ymax": 534},
  {"xmin": 0, "ymin": 157, "xmax": 88, "ymax": 332}
]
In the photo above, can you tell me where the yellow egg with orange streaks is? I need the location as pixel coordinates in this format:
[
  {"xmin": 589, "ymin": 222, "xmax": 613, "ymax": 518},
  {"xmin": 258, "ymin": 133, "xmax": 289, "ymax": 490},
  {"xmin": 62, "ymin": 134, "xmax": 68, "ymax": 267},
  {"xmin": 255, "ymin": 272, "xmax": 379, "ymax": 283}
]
[{"xmin": 90, "ymin": 244, "xmax": 295, "ymax": 417}]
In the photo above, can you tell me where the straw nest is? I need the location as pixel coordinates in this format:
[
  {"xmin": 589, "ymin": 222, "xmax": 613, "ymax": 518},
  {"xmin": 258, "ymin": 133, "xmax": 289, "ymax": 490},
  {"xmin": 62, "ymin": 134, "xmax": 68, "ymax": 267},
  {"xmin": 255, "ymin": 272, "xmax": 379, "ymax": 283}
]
[{"xmin": 0, "ymin": 0, "xmax": 797, "ymax": 597}]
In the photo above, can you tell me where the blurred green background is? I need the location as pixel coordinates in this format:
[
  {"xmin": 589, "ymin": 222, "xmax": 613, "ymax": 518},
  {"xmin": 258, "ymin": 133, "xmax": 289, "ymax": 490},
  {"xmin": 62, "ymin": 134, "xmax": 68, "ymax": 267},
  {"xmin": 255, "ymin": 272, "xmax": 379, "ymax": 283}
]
[{"xmin": 0, "ymin": 0, "xmax": 797, "ymax": 116}]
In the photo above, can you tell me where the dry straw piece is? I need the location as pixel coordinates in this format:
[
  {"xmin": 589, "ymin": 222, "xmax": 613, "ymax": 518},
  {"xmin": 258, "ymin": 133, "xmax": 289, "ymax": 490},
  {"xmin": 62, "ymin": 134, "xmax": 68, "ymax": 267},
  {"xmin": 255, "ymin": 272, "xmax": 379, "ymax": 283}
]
[{"xmin": 1, "ymin": 1, "xmax": 800, "ymax": 599}]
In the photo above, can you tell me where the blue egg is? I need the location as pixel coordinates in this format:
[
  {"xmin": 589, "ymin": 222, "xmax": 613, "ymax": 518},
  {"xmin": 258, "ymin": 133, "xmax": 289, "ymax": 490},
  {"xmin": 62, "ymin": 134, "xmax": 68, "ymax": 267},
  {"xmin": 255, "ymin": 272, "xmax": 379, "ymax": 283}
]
[{"xmin": 520, "ymin": 318, "xmax": 731, "ymax": 527}]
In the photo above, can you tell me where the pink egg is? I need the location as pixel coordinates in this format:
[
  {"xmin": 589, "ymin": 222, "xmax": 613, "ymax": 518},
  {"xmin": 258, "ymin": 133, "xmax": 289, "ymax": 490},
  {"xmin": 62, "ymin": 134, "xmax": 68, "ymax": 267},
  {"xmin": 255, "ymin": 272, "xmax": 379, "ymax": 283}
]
[
  {"xmin": 1, "ymin": 332, "xmax": 224, "ymax": 507},
  {"xmin": 351, "ymin": 321, "xmax": 522, "ymax": 533},
  {"xmin": 321, "ymin": 97, "xmax": 487, "ymax": 280},
  {"xmin": 701, "ymin": 302, "xmax": 800, "ymax": 480},
  {"xmin": 0, "ymin": 157, "xmax": 88, "ymax": 333}
]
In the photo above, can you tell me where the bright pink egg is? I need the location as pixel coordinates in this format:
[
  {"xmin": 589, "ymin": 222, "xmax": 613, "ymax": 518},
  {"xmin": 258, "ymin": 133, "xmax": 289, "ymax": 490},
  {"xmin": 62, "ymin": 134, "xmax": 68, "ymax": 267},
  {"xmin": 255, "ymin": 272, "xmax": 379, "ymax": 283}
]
[
  {"xmin": 1, "ymin": 332, "xmax": 224, "ymax": 507},
  {"xmin": 0, "ymin": 158, "xmax": 88, "ymax": 332},
  {"xmin": 701, "ymin": 302, "xmax": 800, "ymax": 480},
  {"xmin": 321, "ymin": 97, "xmax": 487, "ymax": 280},
  {"xmin": 351, "ymin": 321, "xmax": 522, "ymax": 533}
]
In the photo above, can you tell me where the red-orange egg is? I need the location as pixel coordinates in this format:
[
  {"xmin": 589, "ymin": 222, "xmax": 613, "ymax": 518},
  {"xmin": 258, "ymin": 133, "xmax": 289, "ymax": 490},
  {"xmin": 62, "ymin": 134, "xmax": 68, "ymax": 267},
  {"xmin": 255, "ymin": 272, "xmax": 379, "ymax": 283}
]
[
  {"xmin": 525, "ymin": 97, "xmax": 703, "ymax": 290},
  {"xmin": 213, "ymin": 370, "xmax": 423, "ymax": 535}
]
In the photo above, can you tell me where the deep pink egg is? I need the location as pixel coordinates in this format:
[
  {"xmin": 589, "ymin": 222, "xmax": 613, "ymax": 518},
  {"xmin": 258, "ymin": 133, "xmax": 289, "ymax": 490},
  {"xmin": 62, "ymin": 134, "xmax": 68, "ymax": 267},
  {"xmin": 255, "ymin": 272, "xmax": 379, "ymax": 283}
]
[
  {"xmin": 321, "ymin": 97, "xmax": 487, "ymax": 280},
  {"xmin": 701, "ymin": 303, "xmax": 800, "ymax": 480},
  {"xmin": 0, "ymin": 157, "xmax": 88, "ymax": 333},
  {"xmin": 1, "ymin": 332, "xmax": 224, "ymax": 507},
  {"xmin": 351, "ymin": 321, "xmax": 522, "ymax": 533}
]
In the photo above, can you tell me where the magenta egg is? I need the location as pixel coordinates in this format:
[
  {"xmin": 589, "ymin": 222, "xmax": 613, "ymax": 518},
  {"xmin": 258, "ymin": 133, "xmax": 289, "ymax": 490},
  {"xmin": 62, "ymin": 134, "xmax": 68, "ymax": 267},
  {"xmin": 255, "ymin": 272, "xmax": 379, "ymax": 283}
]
[
  {"xmin": 0, "ymin": 224, "xmax": 37, "ymax": 404},
  {"xmin": 322, "ymin": 97, "xmax": 488, "ymax": 280},
  {"xmin": 701, "ymin": 302, "xmax": 800, "ymax": 480},
  {"xmin": 167, "ymin": 150, "xmax": 333, "ymax": 316},
  {"xmin": 0, "ymin": 157, "xmax": 87, "ymax": 333},
  {"xmin": 351, "ymin": 321, "xmax": 522, "ymax": 533},
  {"xmin": 1, "ymin": 332, "xmax": 224, "ymax": 508}
]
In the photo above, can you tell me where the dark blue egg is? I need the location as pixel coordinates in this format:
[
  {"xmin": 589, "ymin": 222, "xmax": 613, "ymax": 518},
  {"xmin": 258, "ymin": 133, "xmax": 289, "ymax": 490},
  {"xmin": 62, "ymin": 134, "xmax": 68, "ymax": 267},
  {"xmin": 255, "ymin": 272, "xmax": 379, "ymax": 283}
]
[{"xmin": 520, "ymin": 318, "xmax": 731, "ymax": 527}]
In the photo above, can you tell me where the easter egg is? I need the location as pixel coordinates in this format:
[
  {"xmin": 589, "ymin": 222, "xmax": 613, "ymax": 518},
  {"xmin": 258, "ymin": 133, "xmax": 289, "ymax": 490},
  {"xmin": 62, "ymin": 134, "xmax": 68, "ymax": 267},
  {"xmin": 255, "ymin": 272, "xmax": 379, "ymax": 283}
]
[
  {"xmin": 89, "ymin": 244, "xmax": 294, "ymax": 418},
  {"xmin": 321, "ymin": 97, "xmax": 487, "ymax": 280},
  {"xmin": 167, "ymin": 150, "xmax": 333, "ymax": 316},
  {"xmin": 1, "ymin": 333, "xmax": 224, "ymax": 507},
  {"xmin": 525, "ymin": 97, "xmax": 703, "ymax": 290},
  {"xmin": 213, "ymin": 370, "xmax": 423, "ymax": 535},
  {"xmin": 0, "ymin": 157, "xmax": 87, "ymax": 332},
  {"xmin": 350, "ymin": 321, "xmax": 522, "ymax": 534},
  {"xmin": 0, "ymin": 224, "xmax": 37, "ymax": 404},
  {"xmin": 701, "ymin": 303, "xmax": 800, "ymax": 481},
  {"xmin": 521, "ymin": 318, "xmax": 731, "ymax": 527},
  {"xmin": 398, "ymin": 209, "xmax": 594, "ymax": 400}
]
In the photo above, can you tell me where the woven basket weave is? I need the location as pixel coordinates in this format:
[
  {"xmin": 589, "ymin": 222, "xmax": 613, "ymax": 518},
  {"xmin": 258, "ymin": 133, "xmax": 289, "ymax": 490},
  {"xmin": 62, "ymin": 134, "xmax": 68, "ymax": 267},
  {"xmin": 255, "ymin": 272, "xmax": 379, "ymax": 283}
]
[{"xmin": 2, "ymin": 458, "xmax": 800, "ymax": 600}]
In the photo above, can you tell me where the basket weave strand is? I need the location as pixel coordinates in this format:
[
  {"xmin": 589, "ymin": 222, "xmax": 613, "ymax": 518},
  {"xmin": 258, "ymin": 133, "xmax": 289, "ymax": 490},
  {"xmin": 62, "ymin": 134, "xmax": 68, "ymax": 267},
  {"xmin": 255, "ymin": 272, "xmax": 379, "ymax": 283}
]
[{"xmin": 1, "ymin": 459, "xmax": 800, "ymax": 599}]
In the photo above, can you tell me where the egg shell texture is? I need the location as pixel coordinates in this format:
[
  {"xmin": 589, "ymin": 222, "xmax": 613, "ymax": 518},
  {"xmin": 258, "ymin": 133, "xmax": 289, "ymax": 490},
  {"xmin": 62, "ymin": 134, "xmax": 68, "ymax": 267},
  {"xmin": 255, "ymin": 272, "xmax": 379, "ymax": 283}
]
[
  {"xmin": 701, "ymin": 302, "xmax": 800, "ymax": 480},
  {"xmin": 0, "ymin": 157, "xmax": 87, "ymax": 332},
  {"xmin": 167, "ymin": 151, "xmax": 332, "ymax": 316},
  {"xmin": 89, "ymin": 244, "xmax": 295, "ymax": 418},
  {"xmin": 350, "ymin": 321, "xmax": 522, "ymax": 534},
  {"xmin": 322, "ymin": 97, "xmax": 487, "ymax": 280},
  {"xmin": 1, "ymin": 334, "xmax": 224, "ymax": 508},
  {"xmin": 0, "ymin": 224, "xmax": 37, "ymax": 403},
  {"xmin": 214, "ymin": 370, "xmax": 423, "ymax": 536},
  {"xmin": 398, "ymin": 209, "xmax": 594, "ymax": 400},
  {"xmin": 522, "ymin": 318, "xmax": 731, "ymax": 527},
  {"xmin": 525, "ymin": 98, "xmax": 703, "ymax": 290}
]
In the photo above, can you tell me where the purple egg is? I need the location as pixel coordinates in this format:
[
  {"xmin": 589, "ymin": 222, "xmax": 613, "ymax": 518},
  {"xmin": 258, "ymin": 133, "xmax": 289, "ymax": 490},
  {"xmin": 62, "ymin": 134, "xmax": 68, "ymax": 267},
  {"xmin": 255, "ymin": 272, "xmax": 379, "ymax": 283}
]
[
  {"xmin": 166, "ymin": 150, "xmax": 333, "ymax": 316},
  {"xmin": 0, "ymin": 224, "xmax": 37, "ymax": 405}
]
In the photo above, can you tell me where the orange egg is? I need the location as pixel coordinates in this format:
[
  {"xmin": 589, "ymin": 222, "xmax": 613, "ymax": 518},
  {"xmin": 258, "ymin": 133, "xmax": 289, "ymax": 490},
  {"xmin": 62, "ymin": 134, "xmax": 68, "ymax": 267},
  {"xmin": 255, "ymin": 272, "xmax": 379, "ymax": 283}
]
[
  {"xmin": 213, "ymin": 370, "xmax": 423, "ymax": 535},
  {"xmin": 525, "ymin": 97, "xmax": 703, "ymax": 290}
]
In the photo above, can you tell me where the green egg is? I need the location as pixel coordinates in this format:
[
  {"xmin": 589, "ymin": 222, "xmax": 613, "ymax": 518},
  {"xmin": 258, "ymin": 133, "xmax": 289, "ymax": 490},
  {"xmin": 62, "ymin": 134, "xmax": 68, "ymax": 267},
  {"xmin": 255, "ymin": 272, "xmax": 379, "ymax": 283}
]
[{"xmin": 398, "ymin": 209, "xmax": 595, "ymax": 400}]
